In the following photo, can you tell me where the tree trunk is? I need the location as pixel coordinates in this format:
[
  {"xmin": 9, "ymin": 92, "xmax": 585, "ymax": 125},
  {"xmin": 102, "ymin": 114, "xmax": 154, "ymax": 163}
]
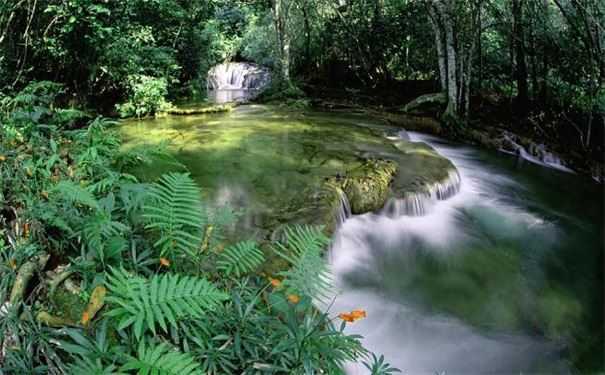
[
  {"xmin": 273, "ymin": 0, "xmax": 291, "ymax": 83},
  {"xmin": 512, "ymin": 0, "xmax": 529, "ymax": 115},
  {"xmin": 443, "ymin": 5, "xmax": 459, "ymax": 119},
  {"xmin": 427, "ymin": 5, "xmax": 447, "ymax": 92}
]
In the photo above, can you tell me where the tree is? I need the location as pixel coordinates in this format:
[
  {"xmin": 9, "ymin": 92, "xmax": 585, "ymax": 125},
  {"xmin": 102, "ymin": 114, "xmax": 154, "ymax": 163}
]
[
  {"xmin": 426, "ymin": 0, "xmax": 481, "ymax": 120},
  {"xmin": 272, "ymin": 0, "xmax": 294, "ymax": 82}
]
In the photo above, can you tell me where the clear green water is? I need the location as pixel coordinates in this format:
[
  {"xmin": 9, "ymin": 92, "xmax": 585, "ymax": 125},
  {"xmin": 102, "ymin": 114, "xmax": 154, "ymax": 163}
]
[{"xmin": 120, "ymin": 105, "xmax": 450, "ymax": 235}]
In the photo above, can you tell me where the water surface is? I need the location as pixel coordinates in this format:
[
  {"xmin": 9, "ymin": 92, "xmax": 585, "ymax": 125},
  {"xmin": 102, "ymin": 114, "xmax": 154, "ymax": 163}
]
[{"xmin": 329, "ymin": 133, "xmax": 603, "ymax": 374}]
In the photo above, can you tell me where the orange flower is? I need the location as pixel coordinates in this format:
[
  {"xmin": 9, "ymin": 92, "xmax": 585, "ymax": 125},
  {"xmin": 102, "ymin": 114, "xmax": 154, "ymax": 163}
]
[
  {"xmin": 159, "ymin": 257, "xmax": 171, "ymax": 267},
  {"xmin": 23, "ymin": 222, "xmax": 30, "ymax": 237},
  {"xmin": 338, "ymin": 313, "xmax": 355, "ymax": 322},
  {"xmin": 287, "ymin": 294, "xmax": 300, "ymax": 304},
  {"xmin": 81, "ymin": 311, "xmax": 90, "ymax": 325},
  {"xmin": 338, "ymin": 309, "xmax": 367, "ymax": 323},
  {"xmin": 269, "ymin": 278, "xmax": 282, "ymax": 288},
  {"xmin": 350, "ymin": 309, "xmax": 367, "ymax": 319}
]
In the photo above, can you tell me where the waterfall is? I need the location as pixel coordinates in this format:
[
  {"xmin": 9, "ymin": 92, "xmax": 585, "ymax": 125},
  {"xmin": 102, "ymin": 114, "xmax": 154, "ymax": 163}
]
[
  {"xmin": 336, "ymin": 188, "xmax": 352, "ymax": 225},
  {"xmin": 382, "ymin": 169, "xmax": 461, "ymax": 217},
  {"xmin": 499, "ymin": 131, "xmax": 574, "ymax": 173},
  {"xmin": 207, "ymin": 62, "xmax": 271, "ymax": 91}
]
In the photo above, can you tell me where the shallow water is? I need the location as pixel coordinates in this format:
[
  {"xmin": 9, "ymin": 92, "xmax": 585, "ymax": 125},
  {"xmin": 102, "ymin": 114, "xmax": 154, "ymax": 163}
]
[
  {"xmin": 329, "ymin": 133, "xmax": 603, "ymax": 374},
  {"xmin": 120, "ymin": 105, "xmax": 402, "ymax": 234}
]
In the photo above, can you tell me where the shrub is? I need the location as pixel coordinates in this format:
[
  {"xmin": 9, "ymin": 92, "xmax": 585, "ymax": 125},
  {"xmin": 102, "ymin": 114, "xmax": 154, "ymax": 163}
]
[{"xmin": 116, "ymin": 75, "xmax": 173, "ymax": 118}]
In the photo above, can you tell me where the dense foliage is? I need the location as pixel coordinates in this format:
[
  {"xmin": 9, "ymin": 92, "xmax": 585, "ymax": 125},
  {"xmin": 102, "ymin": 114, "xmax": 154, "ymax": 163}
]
[
  {"xmin": 2, "ymin": 0, "xmax": 603, "ymax": 160},
  {"xmin": 0, "ymin": 83, "xmax": 400, "ymax": 374}
]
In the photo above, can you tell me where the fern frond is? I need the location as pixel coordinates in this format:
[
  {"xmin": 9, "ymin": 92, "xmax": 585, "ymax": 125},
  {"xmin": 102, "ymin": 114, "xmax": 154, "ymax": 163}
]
[
  {"xmin": 53, "ymin": 181, "xmax": 99, "ymax": 210},
  {"xmin": 143, "ymin": 173, "xmax": 205, "ymax": 257},
  {"xmin": 106, "ymin": 268, "xmax": 227, "ymax": 340},
  {"xmin": 217, "ymin": 241, "xmax": 265, "ymax": 277},
  {"xmin": 121, "ymin": 341, "xmax": 201, "ymax": 375},
  {"xmin": 274, "ymin": 225, "xmax": 332, "ymax": 300},
  {"xmin": 69, "ymin": 358, "xmax": 121, "ymax": 375}
]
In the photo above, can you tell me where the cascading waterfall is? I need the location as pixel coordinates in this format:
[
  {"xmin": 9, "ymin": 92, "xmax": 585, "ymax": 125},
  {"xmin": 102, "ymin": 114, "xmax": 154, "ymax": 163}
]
[
  {"xmin": 382, "ymin": 169, "xmax": 461, "ymax": 217},
  {"xmin": 327, "ymin": 130, "xmax": 578, "ymax": 374},
  {"xmin": 499, "ymin": 131, "xmax": 574, "ymax": 173},
  {"xmin": 336, "ymin": 187, "xmax": 353, "ymax": 225},
  {"xmin": 207, "ymin": 62, "xmax": 271, "ymax": 91}
]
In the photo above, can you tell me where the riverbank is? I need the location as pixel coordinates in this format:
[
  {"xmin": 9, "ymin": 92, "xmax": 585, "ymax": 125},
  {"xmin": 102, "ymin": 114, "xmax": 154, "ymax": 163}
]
[{"xmin": 301, "ymin": 86, "xmax": 604, "ymax": 184}]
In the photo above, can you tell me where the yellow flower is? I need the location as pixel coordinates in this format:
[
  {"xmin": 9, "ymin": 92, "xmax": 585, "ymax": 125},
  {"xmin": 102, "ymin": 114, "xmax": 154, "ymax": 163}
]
[
  {"xmin": 159, "ymin": 257, "xmax": 171, "ymax": 267},
  {"xmin": 41, "ymin": 191, "xmax": 49, "ymax": 199},
  {"xmin": 287, "ymin": 294, "xmax": 300, "ymax": 304},
  {"xmin": 0, "ymin": 155, "xmax": 6, "ymax": 162}
]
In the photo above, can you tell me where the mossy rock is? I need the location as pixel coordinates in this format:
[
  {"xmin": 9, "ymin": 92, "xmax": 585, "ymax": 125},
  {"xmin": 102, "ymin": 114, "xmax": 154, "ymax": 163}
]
[
  {"xmin": 401, "ymin": 92, "xmax": 447, "ymax": 116},
  {"xmin": 338, "ymin": 159, "xmax": 397, "ymax": 214},
  {"xmin": 390, "ymin": 140, "xmax": 458, "ymax": 196}
]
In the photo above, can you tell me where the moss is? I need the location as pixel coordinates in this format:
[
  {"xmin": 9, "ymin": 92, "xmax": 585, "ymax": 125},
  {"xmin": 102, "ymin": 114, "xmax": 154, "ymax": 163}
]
[
  {"xmin": 50, "ymin": 287, "xmax": 86, "ymax": 322},
  {"xmin": 159, "ymin": 103, "xmax": 235, "ymax": 116},
  {"xmin": 339, "ymin": 159, "xmax": 397, "ymax": 214}
]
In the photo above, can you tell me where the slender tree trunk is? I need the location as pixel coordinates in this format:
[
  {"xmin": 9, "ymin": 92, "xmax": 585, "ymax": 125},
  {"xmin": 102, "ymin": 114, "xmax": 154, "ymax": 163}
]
[
  {"xmin": 512, "ymin": 0, "xmax": 529, "ymax": 115},
  {"xmin": 273, "ymin": 0, "xmax": 291, "ymax": 83},
  {"xmin": 442, "ymin": 5, "xmax": 459, "ymax": 118},
  {"xmin": 428, "ymin": 5, "xmax": 447, "ymax": 91}
]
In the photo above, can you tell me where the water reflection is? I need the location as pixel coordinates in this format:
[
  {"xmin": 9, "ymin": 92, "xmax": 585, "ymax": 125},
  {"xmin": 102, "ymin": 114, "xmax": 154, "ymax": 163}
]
[{"xmin": 207, "ymin": 89, "xmax": 261, "ymax": 104}]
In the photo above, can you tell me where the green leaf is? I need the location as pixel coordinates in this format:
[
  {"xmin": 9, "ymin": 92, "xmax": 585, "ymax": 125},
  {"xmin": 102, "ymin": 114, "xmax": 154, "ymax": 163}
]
[
  {"xmin": 217, "ymin": 241, "xmax": 265, "ymax": 277},
  {"xmin": 106, "ymin": 268, "xmax": 228, "ymax": 340}
]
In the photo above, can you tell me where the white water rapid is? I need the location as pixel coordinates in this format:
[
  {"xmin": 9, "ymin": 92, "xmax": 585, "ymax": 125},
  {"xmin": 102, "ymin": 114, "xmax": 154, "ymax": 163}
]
[
  {"xmin": 207, "ymin": 62, "xmax": 271, "ymax": 92},
  {"xmin": 326, "ymin": 132, "xmax": 569, "ymax": 375}
]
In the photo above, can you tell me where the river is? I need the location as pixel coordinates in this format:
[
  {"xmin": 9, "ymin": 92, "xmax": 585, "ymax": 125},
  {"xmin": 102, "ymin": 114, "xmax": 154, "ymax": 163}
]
[
  {"xmin": 329, "ymin": 131, "xmax": 603, "ymax": 374},
  {"xmin": 121, "ymin": 105, "xmax": 603, "ymax": 374}
]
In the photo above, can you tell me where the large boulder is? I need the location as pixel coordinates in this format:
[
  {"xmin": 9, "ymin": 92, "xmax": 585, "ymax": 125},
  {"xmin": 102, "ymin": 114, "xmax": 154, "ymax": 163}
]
[{"xmin": 401, "ymin": 92, "xmax": 447, "ymax": 116}]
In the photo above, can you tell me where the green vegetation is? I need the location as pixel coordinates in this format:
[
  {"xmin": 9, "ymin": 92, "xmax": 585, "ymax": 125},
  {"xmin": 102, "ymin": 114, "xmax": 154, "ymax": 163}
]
[
  {"xmin": 1, "ymin": 0, "xmax": 603, "ymax": 372},
  {"xmin": 0, "ymin": 84, "xmax": 401, "ymax": 373}
]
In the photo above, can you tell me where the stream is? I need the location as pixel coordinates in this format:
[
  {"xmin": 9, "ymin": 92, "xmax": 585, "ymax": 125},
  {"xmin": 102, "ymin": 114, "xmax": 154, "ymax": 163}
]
[
  {"xmin": 330, "ymin": 132, "xmax": 603, "ymax": 374},
  {"xmin": 121, "ymin": 105, "xmax": 603, "ymax": 374}
]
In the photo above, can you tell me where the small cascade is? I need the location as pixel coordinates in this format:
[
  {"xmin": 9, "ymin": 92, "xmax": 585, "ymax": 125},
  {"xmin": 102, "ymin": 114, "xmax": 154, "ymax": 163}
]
[
  {"xmin": 499, "ymin": 131, "xmax": 574, "ymax": 173},
  {"xmin": 382, "ymin": 169, "xmax": 461, "ymax": 218},
  {"xmin": 207, "ymin": 62, "xmax": 271, "ymax": 91},
  {"xmin": 335, "ymin": 188, "xmax": 352, "ymax": 225}
]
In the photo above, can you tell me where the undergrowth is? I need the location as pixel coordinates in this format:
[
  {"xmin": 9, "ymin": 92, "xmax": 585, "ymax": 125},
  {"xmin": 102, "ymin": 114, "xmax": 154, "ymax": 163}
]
[{"xmin": 0, "ymin": 81, "xmax": 399, "ymax": 374}]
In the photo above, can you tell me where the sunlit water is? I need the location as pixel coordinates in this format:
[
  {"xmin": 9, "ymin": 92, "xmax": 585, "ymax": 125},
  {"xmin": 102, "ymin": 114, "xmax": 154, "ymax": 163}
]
[{"xmin": 328, "ymin": 132, "xmax": 603, "ymax": 374}]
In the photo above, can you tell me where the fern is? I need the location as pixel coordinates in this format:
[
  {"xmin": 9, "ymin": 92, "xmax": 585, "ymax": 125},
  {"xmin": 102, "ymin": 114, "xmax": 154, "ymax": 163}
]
[
  {"xmin": 53, "ymin": 180, "xmax": 99, "ymax": 210},
  {"xmin": 217, "ymin": 241, "xmax": 265, "ymax": 277},
  {"xmin": 69, "ymin": 358, "xmax": 121, "ymax": 375},
  {"xmin": 106, "ymin": 267, "xmax": 228, "ymax": 340},
  {"xmin": 122, "ymin": 341, "xmax": 202, "ymax": 375},
  {"xmin": 274, "ymin": 225, "xmax": 332, "ymax": 300},
  {"xmin": 143, "ymin": 173, "xmax": 205, "ymax": 257}
]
